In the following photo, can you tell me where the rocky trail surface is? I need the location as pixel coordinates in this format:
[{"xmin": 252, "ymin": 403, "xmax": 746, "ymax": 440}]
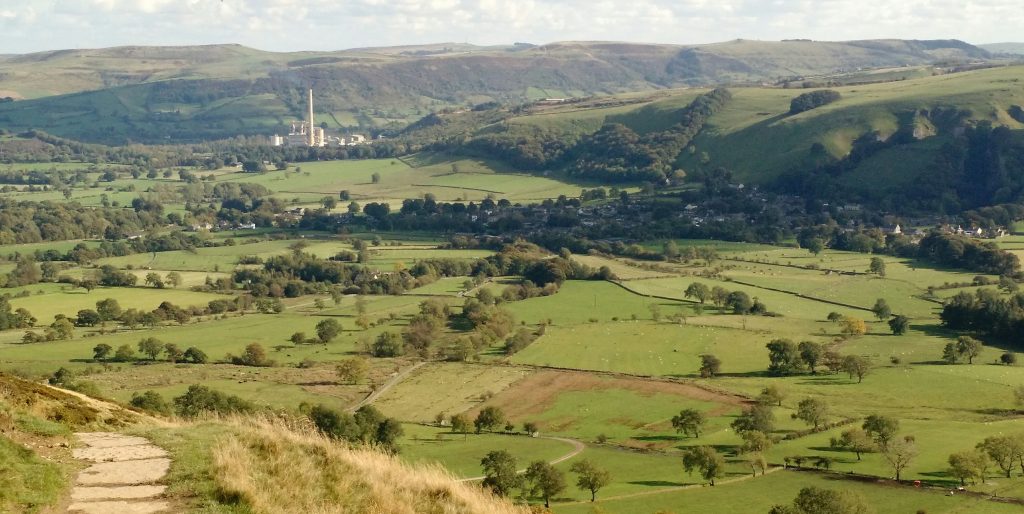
[{"xmin": 67, "ymin": 432, "xmax": 171, "ymax": 514}]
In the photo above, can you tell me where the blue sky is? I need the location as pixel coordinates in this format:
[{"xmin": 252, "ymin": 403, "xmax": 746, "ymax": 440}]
[{"xmin": 0, "ymin": 0, "xmax": 1019, "ymax": 54}]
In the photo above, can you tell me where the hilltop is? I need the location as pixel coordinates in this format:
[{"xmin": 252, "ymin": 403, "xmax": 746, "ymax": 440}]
[{"xmin": 0, "ymin": 39, "xmax": 998, "ymax": 144}]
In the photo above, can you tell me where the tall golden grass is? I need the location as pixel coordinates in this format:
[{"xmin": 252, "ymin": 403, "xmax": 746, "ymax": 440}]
[{"xmin": 212, "ymin": 416, "xmax": 532, "ymax": 514}]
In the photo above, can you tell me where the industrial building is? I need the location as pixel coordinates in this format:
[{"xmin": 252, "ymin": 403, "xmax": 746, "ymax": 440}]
[{"xmin": 270, "ymin": 88, "xmax": 366, "ymax": 148}]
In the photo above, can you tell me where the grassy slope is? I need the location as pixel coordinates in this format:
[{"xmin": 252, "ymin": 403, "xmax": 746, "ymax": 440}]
[{"xmin": 677, "ymin": 65, "xmax": 1024, "ymax": 184}]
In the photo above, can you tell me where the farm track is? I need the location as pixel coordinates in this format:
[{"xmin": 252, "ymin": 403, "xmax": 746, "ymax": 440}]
[{"xmin": 349, "ymin": 361, "xmax": 427, "ymax": 413}]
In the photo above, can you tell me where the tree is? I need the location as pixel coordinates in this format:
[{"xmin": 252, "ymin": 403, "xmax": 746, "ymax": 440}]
[
  {"xmin": 888, "ymin": 315, "xmax": 909, "ymax": 335},
  {"xmin": 977, "ymin": 435, "xmax": 1023, "ymax": 478},
  {"xmin": 826, "ymin": 312, "xmax": 843, "ymax": 323},
  {"xmin": 450, "ymin": 413, "xmax": 471, "ymax": 435},
  {"xmin": 726, "ymin": 290, "xmax": 753, "ymax": 314},
  {"xmin": 137, "ymin": 337, "xmax": 164, "ymax": 360},
  {"xmin": 740, "ymin": 430, "xmax": 773, "ymax": 454},
  {"xmin": 236, "ymin": 343, "xmax": 270, "ymax": 366},
  {"xmin": 315, "ymin": 319, "xmax": 342, "ymax": 343},
  {"xmin": 841, "ymin": 355, "xmax": 871, "ymax": 383},
  {"xmin": 942, "ymin": 341, "xmax": 961, "ymax": 364},
  {"xmin": 165, "ymin": 272, "xmax": 182, "ymax": 288},
  {"xmin": 347, "ymin": 201, "xmax": 361, "ymax": 214},
  {"xmin": 95, "ymin": 298, "xmax": 123, "ymax": 323},
  {"xmin": 183, "ymin": 347, "xmax": 208, "ymax": 364},
  {"xmin": 480, "ymin": 450, "xmax": 520, "ymax": 497},
  {"xmin": 758, "ymin": 385, "xmax": 786, "ymax": 406},
  {"xmin": 883, "ymin": 437, "xmax": 917, "ymax": 481},
  {"xmin": 732, "ymin": 404, "xmax": 775, "ymax": 434},
  {"xmin": 805, "ymin": 238, "xmax": 825, "ymax": 256},
  {"xmin": 1000, "ymin": 352, "xmax": 1018, "ymax": 365},
  {"xmin": 956, "ymin": 335, "xmax": 983, "ymax": 364},
  {"xmin": 794, "ymin": 398, "xmax": 829, "ymax": 429},
  {"xmin": 862, "ymin": 415, "xmax": 899, "ymax": 449},
  {"xmin": 336, "ymin": 357, "xmax": 369, "ymax": 384},
  {"xmin": 949, "ymin": 450, "xmax": 990, "ymax": 485},
  {"xmin": 798, "ymin": 341, "xmax": 823, "ymax": 373},
  {"xmin": 523, "ymin": 461, "xmax": 565, "ymax": 508},
  {"xmin": 766, "ymin": 339, "xmax": 802, "ymax": 375},
  {"xmin": 671, "ymin": 409, "xmax": 706, "ymax": 438},
  {"xmin": 685, "ymin": 282, "xmax": 711, "ymax": 304},
  {"xmin": 868, "ymin": 257, "xmax": 887, "ymax": 277},
  {"xmin": 370, "ymin": 172, "xmax": 381, "ymax": 184},
  {"xmin": 50, "ymin": 317, "xmax": 75, "ymax": 340},
  {"xmin": 870, "ymin": 299, "xmax": 891, "ymax": 321},
  {"xmin": 523, "ymin": 422, "xmax": 539, "ymax": 436},
  {"xmin": 76, "ymin": 309, "xmax": 101, "ymax": 327},
  {"xmin": 92, "ymin": 343, "xmax": 113, "ymax": 361},
  {"xmin": 682, "ymin": 446, "xmax": 725, "ymax": 485},
  {"xmin": 321, "ymin": 196, "xmax": 338, "ymax": 210},
  {"xmin": 833, "ymin": 428, "xmax": 874, "ymax": 460},
  {"xmin": 840, "ymin": 316, "xmax": 867, "ymax": 336},
  {"xmin": 145, "ymin": 272, "xmax": 164, "ymax": 288},
  {"xmin": 570, "ymin": 459, "xmax": 611, "ymax": 502},
  {"xmin": 474, "ymin": 406, "xmax": 506, "ymax": 433},
  {"xmin": 371, "ymin": 331, "xmax": 404, "ymax": 357},
  {"xmin": 710, "ymin": 286, "xmax": 729, "ymax": 310},
  {"xmin": 114, "ymin": 344, "xmax": 136, "ymax": 362},
  {"xmin": 699, "ymin": 354, "xmax": 721, "ymax": 378},
  {"xmin": 164, "ymin": 343, "xmax": 184, "ymax": 363},
  {"xmin": 772, "ymin": 486, "xmax": 871, "ymax": 514}
]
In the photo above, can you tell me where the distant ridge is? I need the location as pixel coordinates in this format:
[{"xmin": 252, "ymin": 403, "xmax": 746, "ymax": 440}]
[
  {"xmin": 0, "ymin": 38, "xmax": 997, "ymax": 143},
  {"xmin": 980, "ymin": 42, "xmax": 1024, "ymax": 55}
]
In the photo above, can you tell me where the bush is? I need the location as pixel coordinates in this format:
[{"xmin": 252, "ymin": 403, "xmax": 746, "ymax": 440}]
[
  {"xmin": 172, "ymin": 385, "xmax": 255, "ymax": 418},
  {"xmin": 789, "ymin": 90, "xmax": 841, "ymax": 114},
  {"xmin": 130, "ymin": 390, "xmax": 171, "ymax": 416}
]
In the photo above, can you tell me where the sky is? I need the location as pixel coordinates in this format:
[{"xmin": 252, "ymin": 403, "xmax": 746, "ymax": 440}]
[{"xmin": 0, "ymin": 0, "xmax": 1020, "ymax": 54}]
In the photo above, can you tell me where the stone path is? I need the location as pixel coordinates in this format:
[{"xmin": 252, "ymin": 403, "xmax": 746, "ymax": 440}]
[{"xmin": 68, "ymin": 432, "xmax": 171, "ymax": 514}]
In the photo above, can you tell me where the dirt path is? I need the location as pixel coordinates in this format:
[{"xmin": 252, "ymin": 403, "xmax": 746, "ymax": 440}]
[
  {"xmin": 67, "ymin": 433, "xmax": 171, "ymax": 514},
  {"xmin": 349, "ymin": 361, "xmax": 427, "ymax": 412},
  {"xmin": 457, "ymin": 435, "xmax": 585, "ymax": 482}
]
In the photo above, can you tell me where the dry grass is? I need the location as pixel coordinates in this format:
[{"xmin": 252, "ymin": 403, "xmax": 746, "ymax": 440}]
[{"xmin": 212, "ymin": 416, "xmax": 530, "ymax": 514}]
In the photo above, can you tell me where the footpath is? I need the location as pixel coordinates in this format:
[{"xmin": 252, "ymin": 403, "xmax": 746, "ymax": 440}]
[{"xmin": 67, "ymin": 432, "xmax": 171, "ymax": 514}]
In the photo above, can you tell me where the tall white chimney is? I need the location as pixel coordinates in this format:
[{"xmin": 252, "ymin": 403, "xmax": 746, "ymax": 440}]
[{"xmin": 307, "ymin": 88, "xmax": 315, "ymax": 146}]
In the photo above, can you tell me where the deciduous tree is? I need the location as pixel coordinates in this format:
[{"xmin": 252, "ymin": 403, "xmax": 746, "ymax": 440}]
[
  {"xmin": 524, "ymin": 460, "xmax": 565, "ymax": 508},
  {"xmin": 671, "ymin": 409, "xmax": 706, "ymax": 438},
  {"xmin": 570, "ymin": 459, "xmax": 611, "ymax": 502},
  {"xmin": 682, "ymin": 446, "xmax": 725, "ymax": 486},
  {"xmin": 481, "ymin": 450, "xmax": 520, "ymax": 497}
]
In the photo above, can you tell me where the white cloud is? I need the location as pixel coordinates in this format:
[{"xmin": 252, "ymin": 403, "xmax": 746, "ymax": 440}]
[{"xmin": 0, "ymin": 0, "xmax": 1018, "ymax": 53}]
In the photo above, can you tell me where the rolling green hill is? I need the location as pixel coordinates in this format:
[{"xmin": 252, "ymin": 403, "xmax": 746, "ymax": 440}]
[
  {"xmin": 403, "ymin": 64, "xmax": 1024, "ymax": 211},
  {"xmin": 0, "ymin": 39, "xmax": 995, "ymax": 144}
]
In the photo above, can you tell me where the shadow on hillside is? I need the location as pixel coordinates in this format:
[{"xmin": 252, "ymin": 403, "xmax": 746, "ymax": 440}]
[
  {"xmin": 627, "ymin": 480, "xmax": 686, "ymax": 488},
  {"xmin": 632, "ymin": 435, "xmax": 684, "ymax": 442}
]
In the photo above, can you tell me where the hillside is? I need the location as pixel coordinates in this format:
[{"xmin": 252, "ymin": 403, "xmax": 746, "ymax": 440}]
[
  {"xmin": 0, "ymin": 39, "xmax": 994, "ymax": 144},
  {"xmin": 405, "ymin": 64, "xmax": 1024, "ymax": 211},
  {"xmin": 0, "ymin": 373, "xmax": 524, "ymax": 513}
]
